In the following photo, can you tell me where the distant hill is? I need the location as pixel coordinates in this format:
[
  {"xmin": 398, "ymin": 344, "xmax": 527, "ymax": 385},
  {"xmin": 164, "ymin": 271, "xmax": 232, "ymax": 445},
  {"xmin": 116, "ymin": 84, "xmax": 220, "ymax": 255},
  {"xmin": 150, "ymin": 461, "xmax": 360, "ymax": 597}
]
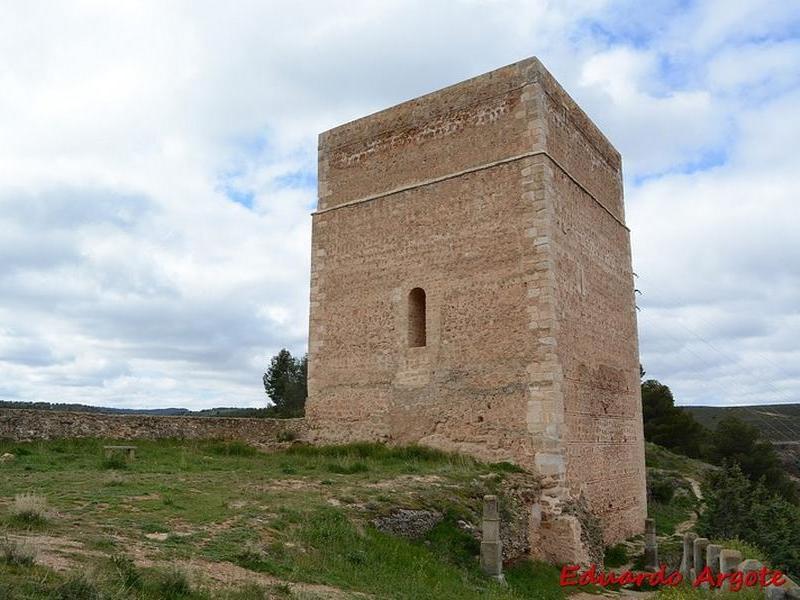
[
  {"xmin": 684, "ymin": 404, "xmax": 800, "ymax": 479},
  {"xmin": 684, "ymin": 404, "xmax": 800, "ymax": 443},
  {"xmin": 0, "ymin": 400, "xmax": 277, "ymax": 419}
]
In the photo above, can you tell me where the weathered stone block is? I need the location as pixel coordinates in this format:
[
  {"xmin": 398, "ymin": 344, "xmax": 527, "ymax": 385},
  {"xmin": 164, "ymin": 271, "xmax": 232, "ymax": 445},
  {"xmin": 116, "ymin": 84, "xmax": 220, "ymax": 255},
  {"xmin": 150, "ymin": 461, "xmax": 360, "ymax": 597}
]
[
  {"xmin": 693, "ymin": 537, "xmax": 710, "ymax": 576},
  {"xmin": 706, "ymin": 544, "xmax": 722, "ymax": 576},
  {"xmin": 643, "ymin": 518, "xmax": 658, "ymax": 571},
  {"xmin": 680, "ymin": 532, "xmax": 697, "ymax": 580},
  {"xmin": 481, "ymin": 540, "xmax": 503, "ymax": 578}
]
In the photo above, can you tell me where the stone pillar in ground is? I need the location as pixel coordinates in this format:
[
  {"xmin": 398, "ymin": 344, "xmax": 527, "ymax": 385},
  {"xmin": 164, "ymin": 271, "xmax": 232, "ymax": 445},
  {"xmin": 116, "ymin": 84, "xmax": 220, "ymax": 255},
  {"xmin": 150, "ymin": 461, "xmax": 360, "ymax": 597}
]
[
  {"xmin": 693, "ymin": 538, "xmax": 710, "ymax": 579},
  {"xmin": 480, "ymin": 495, "xmax": 503, "ymax": 581},
  {"xmin": 706, "ymin": 544, "xmax": 722, "ymax": 576},
  {"xmin": 679, "ymin": 532, "xmax": 697, "ymax": 581},
  {"xmin": 719, "ymin": 549, "xmax": 743, "ymax": 591},
  {"xmin": 643, "ymin": 518, "xmax": 658, "ymax": 571}
]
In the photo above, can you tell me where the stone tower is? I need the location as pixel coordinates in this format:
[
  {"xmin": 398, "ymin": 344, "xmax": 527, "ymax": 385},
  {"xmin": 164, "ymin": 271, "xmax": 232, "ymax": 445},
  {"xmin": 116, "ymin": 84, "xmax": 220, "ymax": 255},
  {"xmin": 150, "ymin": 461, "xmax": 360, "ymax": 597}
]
[{"xmin": 306, "ymin": 57, "xmax": 646, "ymax": 560}]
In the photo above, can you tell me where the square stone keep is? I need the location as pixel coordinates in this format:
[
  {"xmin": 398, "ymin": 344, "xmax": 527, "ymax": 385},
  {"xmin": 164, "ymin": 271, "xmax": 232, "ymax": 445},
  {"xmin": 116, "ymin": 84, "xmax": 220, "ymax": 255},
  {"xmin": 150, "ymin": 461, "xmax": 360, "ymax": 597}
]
[{"xmin": 306, "ymin": 57, "xmax": 647, "ymax": 545}]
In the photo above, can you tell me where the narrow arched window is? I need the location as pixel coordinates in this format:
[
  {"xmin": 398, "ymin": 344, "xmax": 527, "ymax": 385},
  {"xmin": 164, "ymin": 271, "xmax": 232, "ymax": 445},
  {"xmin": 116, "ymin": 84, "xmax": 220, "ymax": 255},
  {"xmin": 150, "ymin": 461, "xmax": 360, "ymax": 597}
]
[{"xmin": 408, "ymin": 288, "xmax": 426, "ymax": 348}]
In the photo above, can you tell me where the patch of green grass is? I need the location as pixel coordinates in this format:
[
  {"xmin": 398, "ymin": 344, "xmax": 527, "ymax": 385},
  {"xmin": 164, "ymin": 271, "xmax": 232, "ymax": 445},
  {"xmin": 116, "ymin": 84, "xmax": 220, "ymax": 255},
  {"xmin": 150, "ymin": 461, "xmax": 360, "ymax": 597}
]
[
  {"xmin": 140, "ymin": 520, "xmax": 170, "ymax": 534},
  {"xmin": 287, "ymin": 442, "xmax": 470, "ymax": 465},
  {"xmin": 489, "ymin": 461, "xmax": 526, "ymax": 474},
  {"xmin": 154, "ymin": 567, "xmax": 194, "ymax": 599},
  {"xmin": 53, "ymin": 574, "xmax": 101, "ymax": 600},
  {"xmin": 713, "ymin": 538, "xmax": 768, "ymax": 564},
  {"xmin": 108, "ymin": 553, "xmax": 142, "ymax": 590},
  {"xmin": 263, "ymin": 508, "xmax": 547, "ymax": 599},
  {"xmin": 645, "ymin": 443, "xmax": 711, "ymax": 479},
  {"xmin": 0, "ymin": 437, "xmax": 550, "ymax": 598},
  {"xmin": 326, "ymin": 461, "xmax": 369, "ymax": 475},
  {"xmin": 505, "ymin": 560, "xmax": 568, "ymax": 600},
  {"xmin": 654, "ymin": 583, "xmax": 763, "ymax": 600},
  {"xmin": 423, "ymin": 514, "xmax": 480, "ymax": 568},
  {"xmin": 205, "ymin": 440, "xmax": 258, "ymax": 457},
  {"xmin": 100, "ymin": 454, "xmax": 129, "ymax": 470},
  {"xmin": 648, "ymin": 494, "xmax": 697, "ymax": 536},
  {"xmin": 279, "ymin": 462, "xmax": 298, "ymax": 475}
]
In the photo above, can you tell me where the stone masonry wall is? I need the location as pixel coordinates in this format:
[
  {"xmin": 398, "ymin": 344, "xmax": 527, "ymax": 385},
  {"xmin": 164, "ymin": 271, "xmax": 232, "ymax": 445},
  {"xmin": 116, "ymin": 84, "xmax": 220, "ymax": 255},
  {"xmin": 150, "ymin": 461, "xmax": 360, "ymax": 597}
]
[
  {"xmin": 307, "ymin": 56, "xmax": 646, "ymax": 559},
  {"xmin": 541, "ymin": 76, "xmax": 647, "ymax": 543},
  {"xmin": 0, "ymin": 409, "xmax": 308, "ymax": 449}
]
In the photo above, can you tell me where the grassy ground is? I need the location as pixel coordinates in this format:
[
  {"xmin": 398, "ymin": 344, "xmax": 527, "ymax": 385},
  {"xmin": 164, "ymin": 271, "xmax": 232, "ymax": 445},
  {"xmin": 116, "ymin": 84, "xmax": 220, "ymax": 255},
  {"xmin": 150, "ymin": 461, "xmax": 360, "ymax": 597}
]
[
  {"xmin": 644, "ymin": 443, "xmax": 711, "ymax": 538},
  {"xmin": 0, "ymin": 438, "xmax": 567, "ymax": 599},
  {"xmin": 644, "ymin": 443, "xmax": 711, "ymax": 481}
]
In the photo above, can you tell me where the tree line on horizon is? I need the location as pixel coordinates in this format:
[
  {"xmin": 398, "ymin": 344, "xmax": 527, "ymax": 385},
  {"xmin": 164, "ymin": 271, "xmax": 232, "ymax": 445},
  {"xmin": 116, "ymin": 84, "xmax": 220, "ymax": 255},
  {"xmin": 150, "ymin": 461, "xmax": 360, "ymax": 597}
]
[{"xmin": 640, "ymin": 371, "xmax": 797, "ymax": 503}]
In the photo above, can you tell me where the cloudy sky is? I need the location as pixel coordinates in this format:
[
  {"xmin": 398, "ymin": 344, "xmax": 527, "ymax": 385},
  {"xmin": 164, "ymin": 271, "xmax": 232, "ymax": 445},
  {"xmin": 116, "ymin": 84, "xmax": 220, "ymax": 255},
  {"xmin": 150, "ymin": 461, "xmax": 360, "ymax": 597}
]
[{"xmin": 1, "ymin": 0, "xmax": 797, "ymax": 409}]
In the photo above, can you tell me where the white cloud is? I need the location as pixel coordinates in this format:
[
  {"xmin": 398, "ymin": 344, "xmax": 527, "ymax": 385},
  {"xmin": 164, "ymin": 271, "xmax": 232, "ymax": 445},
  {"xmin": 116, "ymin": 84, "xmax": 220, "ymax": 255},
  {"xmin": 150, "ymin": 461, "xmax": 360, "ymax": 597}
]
[
  {"xmin": 0, "ymin": 0, "xmax": 797, "ymax": 408},
  {"xmin": 578, "ymin": 47, "xmax": 723, "ymax": 175}
]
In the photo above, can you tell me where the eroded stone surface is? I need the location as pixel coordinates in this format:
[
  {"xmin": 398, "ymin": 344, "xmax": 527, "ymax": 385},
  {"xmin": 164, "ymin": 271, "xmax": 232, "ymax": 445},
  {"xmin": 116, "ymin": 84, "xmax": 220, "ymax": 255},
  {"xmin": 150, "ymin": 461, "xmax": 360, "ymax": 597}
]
[{"xmin": 372, "ymin": 509, "xmax": 443, "ymax": 539}]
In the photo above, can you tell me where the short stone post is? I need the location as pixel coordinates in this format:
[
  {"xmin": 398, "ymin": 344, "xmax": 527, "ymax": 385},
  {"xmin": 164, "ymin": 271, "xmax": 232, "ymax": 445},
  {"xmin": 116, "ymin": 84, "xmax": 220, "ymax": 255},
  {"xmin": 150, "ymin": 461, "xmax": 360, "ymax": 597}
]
[
  {"xmin": 693, "ymin": 538, "xmax": 709, "ymax": 578},
  {"xmin": 706, "ymin": 544, "xmax": 722, "ymax": 577},
  {"xmin": 719, "ymin": 549, "xmax": 743, "ymax": 591},
  {"xmin": 480, "ymin": 495, "xmax": 503, "ymax": 581},
  {"xmin": 643, "ymin": 518, "xmax": 658, "ymax": 571},
  {"xmin": 680, "ymin": 532, "xmax": 697, "ymax": 581},
  {"xmin": 692, "ymin": 538, "xmax": 709, "ymax": 588}
]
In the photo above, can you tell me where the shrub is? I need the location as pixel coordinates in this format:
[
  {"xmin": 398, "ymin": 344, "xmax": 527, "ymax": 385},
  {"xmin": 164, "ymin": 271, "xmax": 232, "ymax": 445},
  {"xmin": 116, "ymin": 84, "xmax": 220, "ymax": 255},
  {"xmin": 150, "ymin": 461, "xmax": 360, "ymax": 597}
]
[
  {"xmin": 326, "ymin": 461, "xmax": 369, "ymax": 474},
  {"xmin": 649, "ymin": 478, "xmax": 675, "ymax": 504},
  {"xmin": 489, "ymin": 461, "xmax": 525, "ymax": 473},
  {"xmin": 109, "ymin": 553, "xmax": 141, "ymax": 589},
  {"xmin": 698, "ymin": 462, "xmax": 800, "ymax": 578},
  {"xmin": 156, "ymin": 568, "xmax": 193, "ymax": 598},
  {"xmin": 9, "ymin": 493, "xmax": 48, "ymax": 527},
  {"xmin": 604, "ymin": 543, "xmax": 629, "ymax": 568},
  {"xmin": 100, "ymin": 454, "xmax": 128, "ymax": 470},
  {"xmin": 0, "ymin": 536, "xmax": 36, "ymax": 566},
  {"xmin": 53, "ymin": 574, "xmax": 100, "ymax": 600},
  {"xmin": 206, "ymin": 441, "xmax": 257, "ymax": 457}
]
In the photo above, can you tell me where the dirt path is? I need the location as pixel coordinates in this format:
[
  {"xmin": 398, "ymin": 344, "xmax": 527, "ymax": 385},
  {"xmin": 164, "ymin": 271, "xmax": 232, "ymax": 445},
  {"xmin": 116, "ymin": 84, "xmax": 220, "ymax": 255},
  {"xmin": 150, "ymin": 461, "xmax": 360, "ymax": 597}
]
[{"xmin": 676, "ymin": 477, "xmax": 703, "ymax": 535}]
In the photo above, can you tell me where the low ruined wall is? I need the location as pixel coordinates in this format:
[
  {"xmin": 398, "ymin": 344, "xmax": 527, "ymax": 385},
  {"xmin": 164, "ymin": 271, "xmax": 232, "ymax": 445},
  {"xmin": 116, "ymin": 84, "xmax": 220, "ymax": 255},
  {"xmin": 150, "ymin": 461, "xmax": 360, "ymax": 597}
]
[{"xmin": 0, "ymin": 409, "xmax": 308, "ymax": 449}]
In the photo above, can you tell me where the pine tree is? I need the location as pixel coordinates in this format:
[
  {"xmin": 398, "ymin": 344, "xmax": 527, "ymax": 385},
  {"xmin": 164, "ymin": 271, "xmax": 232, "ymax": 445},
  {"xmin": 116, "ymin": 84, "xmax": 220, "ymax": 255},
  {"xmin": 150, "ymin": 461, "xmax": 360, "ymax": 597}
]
[{"xmin": 263, "ymin": 349, "xmax": 307, "ymax": 417}]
